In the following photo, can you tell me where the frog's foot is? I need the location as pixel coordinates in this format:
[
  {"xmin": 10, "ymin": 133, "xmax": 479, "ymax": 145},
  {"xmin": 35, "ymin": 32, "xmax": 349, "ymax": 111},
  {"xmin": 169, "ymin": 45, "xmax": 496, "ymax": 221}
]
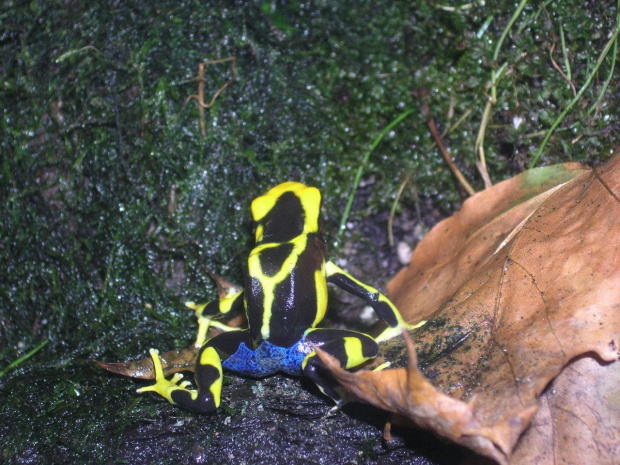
[
  {"xmin": 375, "ymin": 319, "xmax": 426, "ymax": 343},
  {"xmin": 137, "ymin": 349, "xmax": 193, "ymax": 404},
  {"xmin": 326, "ymin": 403, "xmax": 344, "ymax": 416},
  {"xmin": 137, "ymin": 347, "xmax": 221, "ymax": 413},
  {"xmin": 315, "ymin": 385, "xmax": 348, "ymax": 417},
  {"xmin": 302, "ymin": 356, "xmax": 351, "ymax": 409}
]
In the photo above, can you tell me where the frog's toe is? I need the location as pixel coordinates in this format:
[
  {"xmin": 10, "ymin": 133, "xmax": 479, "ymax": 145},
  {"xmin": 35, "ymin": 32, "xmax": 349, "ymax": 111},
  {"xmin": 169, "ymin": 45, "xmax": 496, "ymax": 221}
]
[
  {"xmin": 372, "ymin": 361, "xmax": 391, "ymax": 371},
  {"xmin": 136, "ymin": 383, "xmax": 156, "ymax": 395},
  {"xmin": 137, "ymin": 374, "xmax": 185, "ymax": 402},
  {"xmin": 407, "ymin": 319, "xmax": 426, "ymax": 331},
  {"xmin": 375, "ymin": 320, "xmax": 426, "ymax": 343},
  {"xmin": 136, "ymin": 381, "xmax": 165, "ymax": 395},
  {"xmin": 325, "ymin": 401, "xmax": 346, "ymax": 417}
]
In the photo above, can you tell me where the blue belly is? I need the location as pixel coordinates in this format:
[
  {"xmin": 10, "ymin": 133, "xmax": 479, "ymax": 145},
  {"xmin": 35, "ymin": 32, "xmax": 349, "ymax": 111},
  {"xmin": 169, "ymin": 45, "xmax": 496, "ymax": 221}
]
[{"xmin": 222, "ymin": 338, "xmax": 313, "ymax": 377}]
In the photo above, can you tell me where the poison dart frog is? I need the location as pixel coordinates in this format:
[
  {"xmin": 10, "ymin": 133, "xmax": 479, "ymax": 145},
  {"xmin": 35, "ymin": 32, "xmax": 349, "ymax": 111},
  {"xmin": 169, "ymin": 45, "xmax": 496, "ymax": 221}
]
[{"xmin": 138, "ymin": 182, "xmax": 423, "ymax": 412}]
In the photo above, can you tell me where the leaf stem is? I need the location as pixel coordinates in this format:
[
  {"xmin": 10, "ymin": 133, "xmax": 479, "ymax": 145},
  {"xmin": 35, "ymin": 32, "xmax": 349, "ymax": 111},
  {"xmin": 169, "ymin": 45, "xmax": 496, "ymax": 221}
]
[
  {"xmin": 494, "ymin": 0, "xmax": 529, "ymax": 62},
  {"xmin": 559, "ymin": 25, "xmax": 572, "ymax": 82},
  {"xmin": 337, "ymin": 108, "xmax": 415, "ymax": 239},
  {"xmin": 0, "ymin": 339, "xmax": 49, "ymax": 378},
  {"xmin": 588, "ymin": 0, "xmax": 619, "ymax": 115}
]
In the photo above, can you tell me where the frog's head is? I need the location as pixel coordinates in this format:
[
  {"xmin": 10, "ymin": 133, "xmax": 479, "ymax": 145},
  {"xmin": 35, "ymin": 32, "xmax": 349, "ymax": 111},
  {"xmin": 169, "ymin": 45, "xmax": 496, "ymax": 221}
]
[{"xmin": 251, "ymin": 182, "xmax": 322, "ymax": 243}]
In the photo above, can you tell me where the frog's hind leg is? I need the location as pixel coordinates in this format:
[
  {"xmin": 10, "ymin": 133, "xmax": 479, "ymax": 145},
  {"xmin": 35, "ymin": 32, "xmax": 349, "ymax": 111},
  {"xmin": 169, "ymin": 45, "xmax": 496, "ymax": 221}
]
[
  {"xmin": 138, "ymin": 330, "xmax": 254, "ymax": 413},
  {"xmin": 302, "ymin": 328, "xmax": 378, "ymax": 408},
  {"xmin": 137, "ymin": 346, "xmax": 222, "ymax": 413}
]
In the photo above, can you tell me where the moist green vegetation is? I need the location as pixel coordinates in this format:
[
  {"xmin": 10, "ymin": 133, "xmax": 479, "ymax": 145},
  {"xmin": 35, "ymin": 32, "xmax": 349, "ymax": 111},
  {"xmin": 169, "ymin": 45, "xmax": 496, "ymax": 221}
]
[{"xmin": 1, "ymin": 1, "xmax": 617, "ymax": 463}]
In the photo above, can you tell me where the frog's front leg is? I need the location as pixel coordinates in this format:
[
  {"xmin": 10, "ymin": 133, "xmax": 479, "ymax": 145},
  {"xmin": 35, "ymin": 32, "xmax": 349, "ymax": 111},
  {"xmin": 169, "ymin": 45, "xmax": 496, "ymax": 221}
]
[
  {"xmin": 325, "ymin": 261, "xmax": 425, "ymax": 342},
  {"xmin": 138, "ymin": 330, "xmax": 254, "ymax": 413},
  {"xmin": 186, "ymin": 288, "xmax": 245, "ymax": 348},
  {"xmin": 302, "ymin": 328, "xmax": 378, "ymax": 408}
]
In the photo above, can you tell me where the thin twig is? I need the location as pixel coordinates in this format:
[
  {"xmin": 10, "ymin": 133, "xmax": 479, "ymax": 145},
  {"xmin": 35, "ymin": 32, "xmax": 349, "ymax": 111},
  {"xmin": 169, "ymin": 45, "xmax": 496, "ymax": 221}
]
[
  {"xmin": 559, "ymin": 25, "xmax": 573, "ymax": 84},
  {"xmin": 474, "ymin": 99, "xmax": 494, "ymax": 188},
  {"xmin": 55, "ymin": 45, "xmax": 104, "ymax": 63},
  {"xmin": 428, "ymin": 116, "xmax": 476, "ymax": 196},
  {"xmin": 441, "ymin": 108, "xmax": 473, "ymax": 138},
  {"xmin": 388, "ymin": 173, "xmax": 412, "ymax": 247},
  {"xmin": 178, "ymin": 57, "xmax": 237, "ymax": 137},
  {"xmin": 549, "ymin": 35, "xmax": 577, "ymax": 96}
]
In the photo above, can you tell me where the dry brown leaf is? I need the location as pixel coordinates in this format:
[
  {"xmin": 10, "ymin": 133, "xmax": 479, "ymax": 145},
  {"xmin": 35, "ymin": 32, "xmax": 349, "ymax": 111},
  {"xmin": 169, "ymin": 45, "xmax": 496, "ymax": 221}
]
[
  {"xmin": 387, "ymin": 160, "xmax": 588, "ymax": 323},
  {"xmin": 511, "ymin": 355, "xmax": 620, "ymax": 464},
  {"xmin": 322, "ymin": 155, "xmax": 620, "ymax": 464},
  {"xmin": 94, "ymin": 345, "xmax": 198, "ymax": 379}
]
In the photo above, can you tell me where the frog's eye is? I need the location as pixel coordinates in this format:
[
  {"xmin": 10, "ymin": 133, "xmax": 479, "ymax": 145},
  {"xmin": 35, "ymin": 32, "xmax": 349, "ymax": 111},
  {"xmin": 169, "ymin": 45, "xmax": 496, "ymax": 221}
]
[{"xmin": 251, "ymin": 195, "xmax": 274, "ymax": 223}]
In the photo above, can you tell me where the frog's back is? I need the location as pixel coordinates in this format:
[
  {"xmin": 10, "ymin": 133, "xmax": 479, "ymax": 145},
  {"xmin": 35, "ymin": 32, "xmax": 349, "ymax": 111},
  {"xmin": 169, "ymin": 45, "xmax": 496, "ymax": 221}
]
[
  {"xmin": 246, "ymin": 232, "xmax": 327, "ymax": 346},
  {"xmin": 246, "ymin": 182, "xmax": 328, "ymax": 347}
]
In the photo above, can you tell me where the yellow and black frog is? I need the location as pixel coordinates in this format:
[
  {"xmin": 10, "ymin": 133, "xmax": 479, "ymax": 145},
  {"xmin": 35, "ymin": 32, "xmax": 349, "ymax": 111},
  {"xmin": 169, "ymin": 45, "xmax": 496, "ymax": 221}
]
[{"xmin": 137, "ymin": 182, "xmax": 422, "ymax": 412}]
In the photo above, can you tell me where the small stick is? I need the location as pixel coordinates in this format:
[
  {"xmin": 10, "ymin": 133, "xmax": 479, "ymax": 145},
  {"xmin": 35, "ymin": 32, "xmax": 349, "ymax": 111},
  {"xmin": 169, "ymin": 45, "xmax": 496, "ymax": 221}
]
[
  {"xmin": 427, "ymin": 115, "xmax": 476, "ymax": 196},
  {"xmin": 179, "ymin": 57, "xmax": 237, "ymax": 137}
]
